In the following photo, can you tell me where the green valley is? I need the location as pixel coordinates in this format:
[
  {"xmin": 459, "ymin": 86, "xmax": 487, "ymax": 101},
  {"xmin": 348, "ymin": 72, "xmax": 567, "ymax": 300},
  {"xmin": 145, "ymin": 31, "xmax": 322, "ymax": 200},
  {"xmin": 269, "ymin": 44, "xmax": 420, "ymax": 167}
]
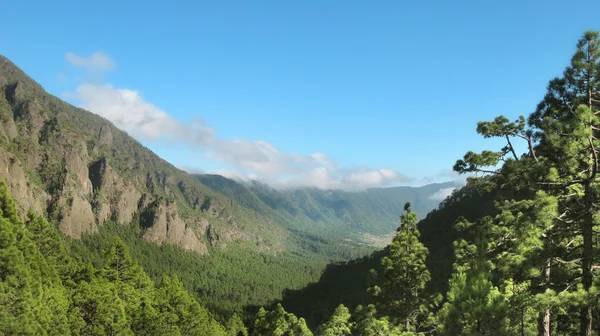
[{"xmin": 2, "ymin": 5, "xmax": 600, "ymax": 335}]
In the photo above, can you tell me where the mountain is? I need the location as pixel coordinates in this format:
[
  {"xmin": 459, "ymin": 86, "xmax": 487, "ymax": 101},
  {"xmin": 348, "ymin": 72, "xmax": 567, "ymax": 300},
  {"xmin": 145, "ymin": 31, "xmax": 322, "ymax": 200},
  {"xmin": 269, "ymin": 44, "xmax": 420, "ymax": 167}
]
[
  {"xmin": 276, "ymin": 177, "xmax": 496, "ymax": 328},
  {"xmin": 0, "ymin": 54, "xmax": 452, "ymax": 252},
  {"xmin": 195, "ymin": 174, "xmax": 454, "ymax": 243},
  {"xmin": 0, "ymin": 56, "xmax": 294, "ymax": 255},
  {"xmin": 0, "ymin": 54, "xmax": 455, "ymax": 316}
]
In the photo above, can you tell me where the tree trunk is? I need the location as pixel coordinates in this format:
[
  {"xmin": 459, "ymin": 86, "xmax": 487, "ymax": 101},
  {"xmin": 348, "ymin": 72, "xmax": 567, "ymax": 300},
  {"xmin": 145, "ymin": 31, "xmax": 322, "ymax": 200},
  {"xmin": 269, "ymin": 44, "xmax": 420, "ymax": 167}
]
[
  {"xmin": 543, "ymin": 309, "xmax": 551, "ymax": 336},
  {"xmin": 539, "ymin": 259, "xmax": 551, "ymax": 336},
  {"xmin": 581, "ymin": 182, "xmax": 594, "ymax": 336}
]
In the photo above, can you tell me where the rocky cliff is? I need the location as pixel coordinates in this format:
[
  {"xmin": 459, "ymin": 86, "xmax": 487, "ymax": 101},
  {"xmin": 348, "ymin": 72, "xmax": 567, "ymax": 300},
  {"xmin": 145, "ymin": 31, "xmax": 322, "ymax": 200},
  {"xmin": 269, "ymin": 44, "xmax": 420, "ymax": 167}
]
[
  {"xmin": 0, "ymin": 55, "xmax": 282, "ymax": 254},
  {"xmin": 0, "ymin": 55, "xmax": 455, "ymax": 258}
]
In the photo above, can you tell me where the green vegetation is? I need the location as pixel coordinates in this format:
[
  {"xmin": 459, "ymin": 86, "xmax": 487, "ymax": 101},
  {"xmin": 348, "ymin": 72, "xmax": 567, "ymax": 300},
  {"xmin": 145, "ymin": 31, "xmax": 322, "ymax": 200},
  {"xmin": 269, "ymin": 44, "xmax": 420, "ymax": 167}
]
[
  {"xmin": 0, "ymin": 51, "xmax": 454, "ymax": 335},
  {"xmin": 196, "ymin": 174, "xmax": 452, "ymax": 239},
  {"xmin": 275, "ymin": 30, "xmax": 600, "ymax": 335},
  {"xmin": 369, "ymin": 203, "xmax": 432, "ymax": 331},
  {"xmin": 69, "ymin": 220, "xmax": 328, "ymax": 320},
  {"xmin": 3, "ymin": 21, "xmax": 600, "ymax": 336},
  {"xmin": 0, "ymin": 181, "xmax": 236, "ymax": 335}
]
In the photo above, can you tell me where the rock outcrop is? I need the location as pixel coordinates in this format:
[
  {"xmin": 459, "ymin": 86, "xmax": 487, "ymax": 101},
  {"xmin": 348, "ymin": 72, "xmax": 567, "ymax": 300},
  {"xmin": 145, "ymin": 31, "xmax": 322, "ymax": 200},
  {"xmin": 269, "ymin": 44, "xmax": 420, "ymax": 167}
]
[
  {"xmin": 141, "ymin": 199, "xmax": 208, "ymax": 254},
  {"xmin": 0, "ymin": 147, "xmax": 48, "ymax": 216},
  {"xmin": 88, "ymin": 158, "xmax": 141, "ymax": 226},
  {"xmin": 0, "ymin": 55, "xmax": 277, "ymax": 253}
]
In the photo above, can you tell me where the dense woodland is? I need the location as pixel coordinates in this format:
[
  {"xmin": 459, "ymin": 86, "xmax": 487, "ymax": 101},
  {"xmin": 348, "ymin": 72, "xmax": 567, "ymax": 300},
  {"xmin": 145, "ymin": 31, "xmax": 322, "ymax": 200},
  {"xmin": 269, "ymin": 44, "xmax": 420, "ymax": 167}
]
[{"xmin": 3, "ymin": 31, "xmax": 600, "ymax": 335}]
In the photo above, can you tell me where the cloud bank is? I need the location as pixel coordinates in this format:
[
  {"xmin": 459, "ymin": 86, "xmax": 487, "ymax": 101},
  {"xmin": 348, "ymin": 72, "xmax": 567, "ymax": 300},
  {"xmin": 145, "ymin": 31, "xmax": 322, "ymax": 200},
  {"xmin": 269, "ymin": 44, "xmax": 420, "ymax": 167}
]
[
  {"xmin": 65, "ymin": 52, "xmax": 410, "ymax": 190},
  {"xmin": 428, "ymin": 187, "xmax": 456, "ymax": 201}
]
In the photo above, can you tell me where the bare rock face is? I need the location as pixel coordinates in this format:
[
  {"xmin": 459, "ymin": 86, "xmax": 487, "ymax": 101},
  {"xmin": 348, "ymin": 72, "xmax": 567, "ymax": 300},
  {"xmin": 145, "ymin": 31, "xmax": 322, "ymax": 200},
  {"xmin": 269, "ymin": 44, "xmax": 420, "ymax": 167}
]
[
  {"xmin": 196, "ymin": 218, "xmax": 210, "ymax": 234},
  {"xmin": 111, "ymin": 184, "xmax": 141, "ymax": 224},
  {"xmin": 88, "ymin": 158, "xmax": 141, "ymax": 225},
  {"xmin": 4, "ymin": 82, "xmax": 25, "ymax": 104},
  {"xmin": 98, "ymin": 123, "xmax": 113, "ymax": 146},
  {"xmin": 207, "ymin": 225, "xmax": 251, "ymax": 248},
  {"xmin": 1, "ymin": 117, "xmax": 17, "ymax": 140},
  {"xmin": 15, "ymin": 99, "xmax": 46, "ymax": 140},
  {"xmin": 0, "ymin": 59, "xmax": 272, "ymax": 255},
  {"xmin": 0, "ymin": 147, "xmax": 48, "ymax": 216},
  {"xmin": 55, "ymin": 192, "xmax": 97, "ymax": 238},
  {"xmin": 65, "ymin": 140, "xmax": 93, "ymax": 194},
  {"xmin": 142, "ymin": 199, "xmax": 208, "ymax": 254}
]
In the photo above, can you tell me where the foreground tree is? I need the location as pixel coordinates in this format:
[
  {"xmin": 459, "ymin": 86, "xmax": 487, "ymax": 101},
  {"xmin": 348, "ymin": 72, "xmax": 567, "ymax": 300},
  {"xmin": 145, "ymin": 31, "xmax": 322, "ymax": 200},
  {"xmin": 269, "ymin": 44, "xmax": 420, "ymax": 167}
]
[
  {"xmin": 226, "ymin": 313, "xmax": 248, "ymax": 336},
  {"xmin": 103, "ymin": 238, "xmax": 160, "ymax": 334},
  {"xmin": 437, "ymin": 237, "xmax": 509, "ymax": 336},
  {"xmin": 351, "ymin": 304, "xmax": 401, "ymax": 336},
  {"xmin": 155, "ymin": 275, "xmax": 227, "ymax": 336},
  {"xmin": 318, "ymin": 304, "xmax": 353, "ymax": 336},
  {"xmin": 252, "ymin": 304, "xmax": 313, "ymax": 336},
  {"xmin": 370, "ymin": 203, "xmax": 430, "ymax": 331},
  {"xmin": 454, "ymin": 31, "xmax": 600, "ymax": 335}
]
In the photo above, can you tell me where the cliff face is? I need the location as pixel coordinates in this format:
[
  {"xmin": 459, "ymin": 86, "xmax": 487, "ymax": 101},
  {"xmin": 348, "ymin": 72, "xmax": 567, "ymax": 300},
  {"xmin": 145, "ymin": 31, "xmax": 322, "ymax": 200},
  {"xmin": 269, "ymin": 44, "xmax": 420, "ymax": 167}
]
[
  {"xmin": 0, "ymin": 56, "xmax": 282, "ymax": 254},
  {"xmin": 139, "ymin": 199, "xmax": 207, "ymax": 254},
  {"xmin": 0, "ymin": 55, "xmax": 455, "ymax": 259}
]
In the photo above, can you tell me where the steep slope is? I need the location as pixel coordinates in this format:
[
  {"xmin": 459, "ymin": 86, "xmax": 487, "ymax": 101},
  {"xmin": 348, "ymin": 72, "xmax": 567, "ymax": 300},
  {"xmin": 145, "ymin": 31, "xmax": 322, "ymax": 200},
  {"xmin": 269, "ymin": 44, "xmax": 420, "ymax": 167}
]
[
  {"xmin": 0, "ymin": 54, "xmax": 452, "ymax": 256},
  {"xmin": 0, "ymin": 54, "xmax": 458, "ymax": 320},
  {"xmin": 0, "ymin": 55, "xmax": 285, "ymax": 254}
]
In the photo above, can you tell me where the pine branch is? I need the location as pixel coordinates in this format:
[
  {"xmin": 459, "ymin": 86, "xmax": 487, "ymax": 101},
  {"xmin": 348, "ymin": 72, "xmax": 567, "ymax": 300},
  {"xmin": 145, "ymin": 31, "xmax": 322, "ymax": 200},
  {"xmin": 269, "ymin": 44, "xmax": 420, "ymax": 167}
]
[
  {"xmin": 515, "ymin": 134, "xmax": 538, "ymax": 161},
  {"xmin": 505, "ymin": 135, "xmax": 518, "ymax": 160},
  {"xmin": 472, "ymin": 168, "xmax": 501, "ymax": 175},
  {"xmin": 555, "ymin": 257, "xmax": 582, "ymax": 265},
  {"xmin": 537, "ymin": 179, "xmax": 586, "ymax": 187}
]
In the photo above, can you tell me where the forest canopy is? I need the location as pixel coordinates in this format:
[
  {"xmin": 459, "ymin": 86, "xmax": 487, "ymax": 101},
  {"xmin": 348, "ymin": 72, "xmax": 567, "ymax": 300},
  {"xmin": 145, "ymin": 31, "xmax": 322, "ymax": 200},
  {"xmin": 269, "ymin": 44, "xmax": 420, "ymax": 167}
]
[{"xmin": 3, "ymin": 30, "xmax": 600, "ymax": 336}]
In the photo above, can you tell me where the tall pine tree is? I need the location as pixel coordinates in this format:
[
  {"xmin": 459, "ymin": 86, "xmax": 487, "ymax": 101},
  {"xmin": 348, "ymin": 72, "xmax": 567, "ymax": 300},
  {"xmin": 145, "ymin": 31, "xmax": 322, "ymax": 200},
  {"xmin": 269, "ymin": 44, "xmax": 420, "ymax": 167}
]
[
  {"xmin": 454, "ymin": 30, "xmax": 600, "ymax": 336},
  {"xmin": 370, "ymin": 203, "xmax": 430, "ymax": 332}
]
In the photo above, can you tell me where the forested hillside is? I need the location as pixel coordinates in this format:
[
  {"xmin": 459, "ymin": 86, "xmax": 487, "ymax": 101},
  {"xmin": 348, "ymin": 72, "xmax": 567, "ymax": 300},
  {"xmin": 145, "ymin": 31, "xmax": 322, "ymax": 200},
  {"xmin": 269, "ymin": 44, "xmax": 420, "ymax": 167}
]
[
  {"xmin": 3, "ymin": 20, "xmax": 600, "ymax": 336},
  {"xmin": 272, "ymin": 30, "xmax": 600, "ymax": 336},
  {"xmin": 0, "ymin": 181, "xmax": 235, "ymax": 335},
  {"xmin": 196, "ymin": 174, "xmax": 453, "ymax": 238},
  {"xmin": 0, "ymin": 53, "xmax": 453, "ymax": 320},
  {"xmin": 0, "ymin": 54, "xmax": 448, "ymax": 252}
]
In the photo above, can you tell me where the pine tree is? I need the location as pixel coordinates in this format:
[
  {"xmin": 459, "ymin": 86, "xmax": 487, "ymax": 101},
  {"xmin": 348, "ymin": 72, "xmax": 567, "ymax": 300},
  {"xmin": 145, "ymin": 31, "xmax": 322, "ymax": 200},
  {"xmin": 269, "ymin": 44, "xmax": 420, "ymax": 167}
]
[
  {"xmin": 352, "ymin": 304, "xmax": 402, "ymax": 336},
  {"xmin": 0, "ymin": 182, "xmax": 45, "ymax": 334},
  {"xmin": 454, "ymin": 30, "xmax": 600, "ymax": 336},
  {"xmin": 155, "ymin": 274, "xmax": 227, "ymax": 336},
  {"xmin": 318, "ymin": 304, "xmax": 353, "ymax": 336},
  {"xmin": 528, "ymin": 31, "xmax": 600, "ymax": 336},
  {"xmin": 69, "ymin": 279, "xmax": 133, "ymax": 335},
  {"xmin": 102, "ymin": 237, "xmax": 159, "ymax": 334},
  {"xmin": 437, "ymin": 238, "xmax": 509, "ymax": 336},
  {"xmin": 0, "ymin": 181, "xmax": 70, "ymax": 335},
  {"xmin": 24, "ymin": 211, "xmax": 74, "ymax": 282},
  {"xmin": 226, "ymin": 313, "xmax": 249, "ymax": 336},
  {"xmin": 252, "ymin": 304, "xmax": 313, "ymax": 336},
  {"xmin": 370, "ymin": 203, "xmax": 430, "ymax": 331}
]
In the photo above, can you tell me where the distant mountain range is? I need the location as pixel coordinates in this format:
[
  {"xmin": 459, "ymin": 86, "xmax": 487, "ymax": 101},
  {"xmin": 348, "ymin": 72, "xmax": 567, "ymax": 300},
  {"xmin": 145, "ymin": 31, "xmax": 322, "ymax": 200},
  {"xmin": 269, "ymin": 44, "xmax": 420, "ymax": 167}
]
[
  {"xmin": 196, "ymin": 174, "xmax": 454, "ymax": 239},
  {"xmin": 0, "ymin": 54, "xmax": 454, "ymax": 257}
]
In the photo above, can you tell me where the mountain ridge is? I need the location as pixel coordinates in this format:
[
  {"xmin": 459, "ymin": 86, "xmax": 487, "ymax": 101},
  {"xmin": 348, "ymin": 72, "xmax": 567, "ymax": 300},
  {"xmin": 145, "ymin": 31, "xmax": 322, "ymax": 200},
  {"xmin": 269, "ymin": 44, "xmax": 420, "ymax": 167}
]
[{"xmin": 0, "ymin": 54, "xmax": 453, "ymax": 257}]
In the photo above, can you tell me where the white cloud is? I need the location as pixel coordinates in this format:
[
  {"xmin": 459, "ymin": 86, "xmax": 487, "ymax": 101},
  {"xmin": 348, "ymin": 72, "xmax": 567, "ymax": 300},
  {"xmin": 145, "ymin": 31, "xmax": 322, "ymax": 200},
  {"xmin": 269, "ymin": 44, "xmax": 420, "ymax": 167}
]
[
  {"xmin": 428, "ymin": 187, "xmax": 456, "ymax": 201},
  {"xmin": 176, "ymin": 165, "xmax": 204, "ymax": 174},
  {"xmin": 68, "ymin": 83, "xmax": 214, "ymax": 145},
  {"xmin": 341, "ymin": 169, "xmax": 406, "ymax": 190},
  {"xmin": 209, "ymin": 169, "xmax": 258, "ymax": 182},
  {"xmin": 436, "ymin": 169, "xmax": 468, "ymax": 186},
  {"xmin": 65, "ymin": 52, "xmax": 116, "ymax": 72},
  {"xmin": 66, "ymin": 52, "xmax": 411, "ymax": 190}
]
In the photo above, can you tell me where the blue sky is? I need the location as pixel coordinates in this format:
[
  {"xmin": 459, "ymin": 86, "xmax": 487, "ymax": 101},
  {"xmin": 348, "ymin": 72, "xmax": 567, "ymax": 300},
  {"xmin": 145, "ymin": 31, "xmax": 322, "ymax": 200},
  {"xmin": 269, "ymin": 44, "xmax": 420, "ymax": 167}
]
[{"xmin": 3, "ymin": 0, "xmax": 600, "ymax": 190}]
